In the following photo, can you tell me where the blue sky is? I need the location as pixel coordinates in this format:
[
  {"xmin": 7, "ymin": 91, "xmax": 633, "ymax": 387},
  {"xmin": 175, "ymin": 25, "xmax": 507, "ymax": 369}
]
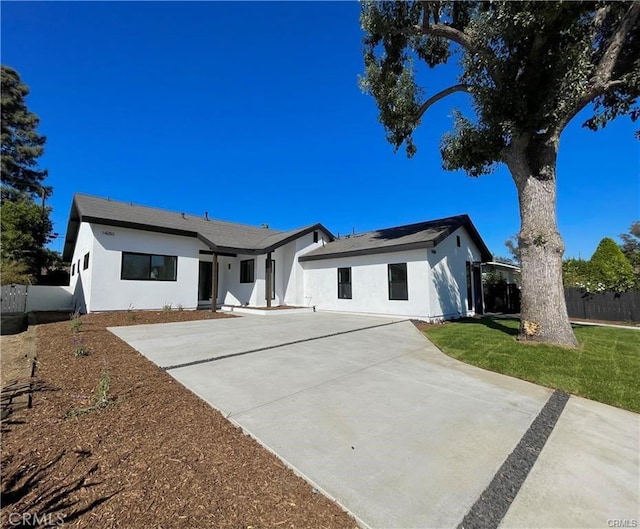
[{"xmin": 2, "ymin": 1, "xmax": 638, "ymax": 260}]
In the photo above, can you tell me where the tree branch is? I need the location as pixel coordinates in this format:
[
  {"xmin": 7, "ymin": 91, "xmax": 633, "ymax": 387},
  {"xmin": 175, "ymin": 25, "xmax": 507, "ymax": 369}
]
[
  {"xmin": 553, "ymin": 2, "xmax": 640, "ymax": 135},
  {"xmin": 411, "ymin": 23, "xmax": 480, "ymax": 56},
  {"xmin": 415, "ymin": 84, "xmax": 470, "ymax": 121}
]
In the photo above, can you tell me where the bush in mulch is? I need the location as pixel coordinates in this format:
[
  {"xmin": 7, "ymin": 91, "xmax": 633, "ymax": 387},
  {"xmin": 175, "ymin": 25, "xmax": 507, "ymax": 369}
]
[{"xmin": 0, "ymin": 312, "xmax": 356, "ymax": 528}]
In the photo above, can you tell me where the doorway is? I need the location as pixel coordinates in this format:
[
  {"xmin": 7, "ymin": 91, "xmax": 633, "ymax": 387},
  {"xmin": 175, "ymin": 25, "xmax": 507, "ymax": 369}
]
[{"xmin": 198, "ymin": 261, "xmax": 218, "ymax": 303}]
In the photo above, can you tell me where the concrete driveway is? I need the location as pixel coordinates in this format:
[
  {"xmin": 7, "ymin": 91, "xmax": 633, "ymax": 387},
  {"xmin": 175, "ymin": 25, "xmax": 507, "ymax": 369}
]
[{"xmin": 110, "ymin": 313, "xmax": 639, "ymax": 529}]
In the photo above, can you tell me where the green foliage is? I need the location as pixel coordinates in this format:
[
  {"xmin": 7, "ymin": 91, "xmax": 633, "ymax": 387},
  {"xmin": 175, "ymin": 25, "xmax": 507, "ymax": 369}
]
[
  {"xmin": 73, "ymin": 336, "xmax": 89, "ymax": 357},
  {"xmin": 590, "ymin": 237, "xmax": 636, "ymax": 292},
  {"xmin": 66, "ymin": 370, "xmax": 117, "ymax": 418},
  {"xmin": 483, "ymin": 269, "xmax": 507, "ymax": 286},
  {"xmin": 504, "ymin": 235, "xmax": 521, "ymax": 265},
  {"xmin": 564, "ymin": 238, "xmax": 636, "ymax": 292},
  {"xmin": 1, "ymin": 192, "xmax": 54, "ymax": 276},
  {"xmin": 619, "ymin": 221, "xmax": 640, "ymax": 286},
  {"xmin": 0, "ymin": 259, "xmax": 33, "ymax": 285},
  {"xmin": 360, "ymin": 2, "xmax": 639, "ymax": 172},
  {"xmin": 69, "ymin": 310, "xmax": 83, "ymax": 333},
  {"xmin": 1, "ymin": 65, "xmax": 48, "ymax": 197},
  {"xmin": 423, "ymin": 318, "xmax": 640, "ymax": 412},
  {"xmin": 562, "ymin": 258, "xmax": 592, "ymax": 289}
]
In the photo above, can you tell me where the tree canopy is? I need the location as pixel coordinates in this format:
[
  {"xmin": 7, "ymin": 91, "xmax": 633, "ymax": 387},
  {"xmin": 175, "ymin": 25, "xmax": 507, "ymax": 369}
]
[
  {"xmin": 360, "ymin": 1, "xmax": 639, "ymax": 173},
  {"xmin": 1, "ymin": 65, "xmax": 49, "ymax": 198},
  {"xmin": 619, "ymin": 221, "xmax": 640, "ymax": 276},
  {"xmin": 1, "ymin": 65, "xmax": 54, "ymax": 282},
  {"xmin": 360, "ymin": 1, "xmax": 639, "ymax": 346}
]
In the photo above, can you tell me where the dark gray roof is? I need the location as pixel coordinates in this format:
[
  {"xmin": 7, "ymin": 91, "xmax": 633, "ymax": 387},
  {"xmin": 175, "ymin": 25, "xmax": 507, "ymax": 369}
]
[
  {"xmin": 299, "ymin": 215, "xmax": 492, "ymax": 262},
  {"xmin": 63, "ymin": 194, "xmax": 333, "ymax": 260}
]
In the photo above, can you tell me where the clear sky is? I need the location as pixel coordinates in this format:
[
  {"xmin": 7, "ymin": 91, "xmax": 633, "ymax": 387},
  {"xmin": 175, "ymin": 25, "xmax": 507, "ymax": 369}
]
[{"xmin": 2, "ymin": 1, "xmax": 638, "ymax": 260}]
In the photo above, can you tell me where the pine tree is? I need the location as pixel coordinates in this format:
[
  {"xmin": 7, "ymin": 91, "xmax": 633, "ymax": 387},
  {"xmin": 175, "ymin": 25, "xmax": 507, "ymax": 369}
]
[{"xmin": 1, "ymin": 65, "xmax": 48, "ymax": 197}]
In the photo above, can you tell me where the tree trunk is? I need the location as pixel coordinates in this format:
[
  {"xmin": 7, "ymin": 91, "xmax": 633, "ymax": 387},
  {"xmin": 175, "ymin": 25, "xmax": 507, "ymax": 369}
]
[{"xmin": 505, "ymin": 137, "xmax": 578, "ymax": 347}]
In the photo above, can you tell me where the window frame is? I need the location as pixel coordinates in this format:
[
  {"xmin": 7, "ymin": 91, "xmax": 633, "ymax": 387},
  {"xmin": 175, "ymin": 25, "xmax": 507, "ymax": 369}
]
[
  {"xmin": 83, "ymin": 252, "xmax": 90, "ymax": 270},
  {"xmin": 388, "ymin": 263, "xmax": 408, "ymax": 301},
  {"xmin": 120, "ymin": 252, "xmax": 178, "ymax": 281},
  {"xmin": 337, "ymin": 267, "xmax": 352, "ymax": 299},
  {"xmin": 240, "ymin": 259, "xmax": 255, "ymax": 283}
]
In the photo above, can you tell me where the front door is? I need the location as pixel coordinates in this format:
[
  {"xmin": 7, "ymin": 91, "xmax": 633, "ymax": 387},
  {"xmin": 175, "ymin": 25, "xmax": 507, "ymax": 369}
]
[{"xmin": 198, "ymin": 261, "xmax": 218, "ymax": 302}]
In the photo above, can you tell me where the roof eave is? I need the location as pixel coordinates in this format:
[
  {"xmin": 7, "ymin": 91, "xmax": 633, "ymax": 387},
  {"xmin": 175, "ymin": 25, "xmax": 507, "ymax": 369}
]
[{"xmin": 299, "ymin": 241, "xmax": 435, "ymax": 262}]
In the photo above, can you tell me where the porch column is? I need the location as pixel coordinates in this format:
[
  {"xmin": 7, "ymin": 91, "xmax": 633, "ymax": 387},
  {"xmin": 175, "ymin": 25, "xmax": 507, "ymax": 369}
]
[
  {"xmin": 211, "ymin": 252, "xmax": 218, "ymax": 312},
  {"xmin": 265, "ymin": 252, "xmax": 272, "ymax": 308}
]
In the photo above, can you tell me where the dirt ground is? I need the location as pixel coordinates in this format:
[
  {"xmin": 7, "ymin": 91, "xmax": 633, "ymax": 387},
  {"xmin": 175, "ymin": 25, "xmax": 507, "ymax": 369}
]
[
  {"xmin": 1, "ymin": 332, "xmax": 33, "ymax": 387},
  {"xmin": 1, "ymin": 310, "xmax": 356, "ymax": 528}
]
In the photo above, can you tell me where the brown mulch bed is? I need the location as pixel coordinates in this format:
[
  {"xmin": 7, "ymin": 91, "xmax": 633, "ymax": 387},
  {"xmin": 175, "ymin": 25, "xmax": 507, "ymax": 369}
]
[{"xmin": 1, "ymin": 311, "xmax": 356, "ymax": 528}]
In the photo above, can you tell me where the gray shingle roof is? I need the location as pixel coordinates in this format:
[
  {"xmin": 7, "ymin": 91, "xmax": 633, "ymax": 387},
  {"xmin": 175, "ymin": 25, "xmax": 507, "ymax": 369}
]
[
  {"xmin": 299, "ymin": 215, "xmax": 492, "ymax": 262},
  {"xmin": 63, "ymin": 194, "xmax": 332, "ymax": 260}
]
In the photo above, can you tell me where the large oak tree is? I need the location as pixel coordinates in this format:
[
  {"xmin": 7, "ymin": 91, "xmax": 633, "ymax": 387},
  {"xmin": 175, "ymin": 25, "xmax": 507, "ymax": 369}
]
[{"xmin": 360, "ymin": 1, "xmax": 639, "ymax": 346}]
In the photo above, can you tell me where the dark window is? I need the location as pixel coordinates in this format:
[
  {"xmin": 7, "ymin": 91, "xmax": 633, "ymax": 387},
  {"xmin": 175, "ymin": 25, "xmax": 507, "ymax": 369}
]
[
  {"xmin": 466, "ymin": 261, "xmax": 473, "ymax": 310},
  {"xmin": 337, "ymin": 267, "xmax": 352, "ymax": 299},
  {"xmin": 388, "ymin": 263, "xmax": 408, "ymax": 300},
  {"xmin": 456, "ymin": 235, "xmax": 461, "ymax": 247},
  {"xmin": 313, "ymin": 231, "xmax": 319, "ymax": 243},
  {"xmin": 83, "ymin": 253, "xmax": 90, "ymax": 270},
  {"xmin": 78, "ymin": 260, "xmax": 80, "ymax": 273},
  {"xmin": 72, "ymin": 263, "xmax": 75, "ymax": 276},
  {"xmin": 240, "ymin": 259, "xmax": 255, "ymax": 283},
  {"xmin": 121, "ymin": 252, "xmax": 177, "ymax": 281}
]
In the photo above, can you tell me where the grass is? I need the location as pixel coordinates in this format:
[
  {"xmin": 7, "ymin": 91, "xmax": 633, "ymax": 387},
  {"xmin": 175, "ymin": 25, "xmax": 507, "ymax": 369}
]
[{"xmin": 422, "ymin": 318, "xmax": 640, "ymax": 413}]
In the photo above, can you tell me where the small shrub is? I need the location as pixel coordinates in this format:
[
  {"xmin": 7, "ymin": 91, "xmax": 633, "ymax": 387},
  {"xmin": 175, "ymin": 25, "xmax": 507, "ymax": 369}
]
[
  {"xmin": 73, "ymin": 336, "xmax": 89, "ymax": 357},
  {"xmin": 69, "ymin": 310, "xmax": 83, "ymax": 333},
  {"xmin": 129, "ymin": 312, "xmax": 138, "ymax": 321},
  {"xmin": 177, "ymin": 304, "xmax": 184, "ymax": 311},
  {"xmin": 66, "ymin": 369, "xmax": 117, "ymax": 418},
  {"xmin": 162, "ymin": 303, "xmax": 172, "ymax": 312}
]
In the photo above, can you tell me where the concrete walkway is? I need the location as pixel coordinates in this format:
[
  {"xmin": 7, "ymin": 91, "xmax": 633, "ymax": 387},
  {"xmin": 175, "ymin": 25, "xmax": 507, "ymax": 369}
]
[{"xmin": 109, "ymin": 313, "xmax": 639, "ymax": 529}]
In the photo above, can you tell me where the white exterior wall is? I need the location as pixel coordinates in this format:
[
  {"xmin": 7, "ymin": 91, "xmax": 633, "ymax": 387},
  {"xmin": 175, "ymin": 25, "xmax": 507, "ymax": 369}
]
[
  {"xmin": 302, "ymin": 249, "xmax": 431, "ymax": 318},
  {"xmin": 25, "ymin": 285, "xmax": 74, "ymax": 312},
  {"xmin": 84, "ymin": 223, "xmax": 205, "ymax": 312},
  {"xmin": 427, "ymin": 226, "xmax": 483, "ymax": 319},
  {"xmin": 69, "ymin": 222, "xmax": 95, "ymax": 312},
  {"xmin": 213, "ymin": 230, "xmax": 326, "ymax": 308},
  {"xmin": 301, "ymin": 227, "xmax": 484, "ymax": 320}
]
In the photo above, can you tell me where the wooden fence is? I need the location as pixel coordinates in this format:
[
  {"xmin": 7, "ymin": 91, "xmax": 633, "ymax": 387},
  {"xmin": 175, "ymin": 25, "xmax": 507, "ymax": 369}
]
[
  {"xmin": 1, "ymin": 284, "xmax": 28, "ymax": 313},
  {"xmin": 564, "ymin": 288, "xmax": 640, "ymax": 323}
]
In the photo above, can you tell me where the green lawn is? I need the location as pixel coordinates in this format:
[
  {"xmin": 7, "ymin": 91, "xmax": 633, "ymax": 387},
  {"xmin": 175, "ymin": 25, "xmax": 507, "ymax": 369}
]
[{"xmin": 422, "ymin": 318, "xmax": 640, "ymax": 413}]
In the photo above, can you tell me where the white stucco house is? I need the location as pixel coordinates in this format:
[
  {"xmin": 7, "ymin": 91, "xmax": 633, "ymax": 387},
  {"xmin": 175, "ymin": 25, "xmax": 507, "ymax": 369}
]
[{"xmin": 63, "ymin": 194, "xmax": 491, "ymax": 319}]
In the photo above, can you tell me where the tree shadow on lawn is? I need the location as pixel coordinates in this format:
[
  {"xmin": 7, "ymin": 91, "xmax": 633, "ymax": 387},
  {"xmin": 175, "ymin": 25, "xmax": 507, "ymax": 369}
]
[{"xmin": 456, "ymin": 317, "xmax": 520, "ymax": 337}]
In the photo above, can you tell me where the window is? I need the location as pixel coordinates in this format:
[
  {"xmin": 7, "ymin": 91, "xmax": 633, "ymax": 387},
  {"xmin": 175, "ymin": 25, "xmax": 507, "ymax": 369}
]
[
  {"xmin": 337, "ymin": 267, "xmax": 352, "ymax": 299},
  {"xmin": 456, "ymin": 235, "xmax": 461, "ymax": 247},
  {"xmin": 240, "ymin": 259, "xmax": 255, "ymax": 283},
  {"xmin": 313, "ymin": 231, "xmax": 319, "ymax": 243},
  {"xmin": 71, "ymin": 263, "xmax": 75, "ymax": 276},
  {"xmin": 466, "ymin": 261, "xmax": 473, "ymax": 310},
  {"xmin": 83, "ymin": 253, "xmax": 90, "ymax": 270},
  {"xmin": 388, "ymin": 263, "xmax": 408, "ymax": 300},
  {"xmin": 121, "ymin": 252, "xmax": 177, "ymax": 281}
]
